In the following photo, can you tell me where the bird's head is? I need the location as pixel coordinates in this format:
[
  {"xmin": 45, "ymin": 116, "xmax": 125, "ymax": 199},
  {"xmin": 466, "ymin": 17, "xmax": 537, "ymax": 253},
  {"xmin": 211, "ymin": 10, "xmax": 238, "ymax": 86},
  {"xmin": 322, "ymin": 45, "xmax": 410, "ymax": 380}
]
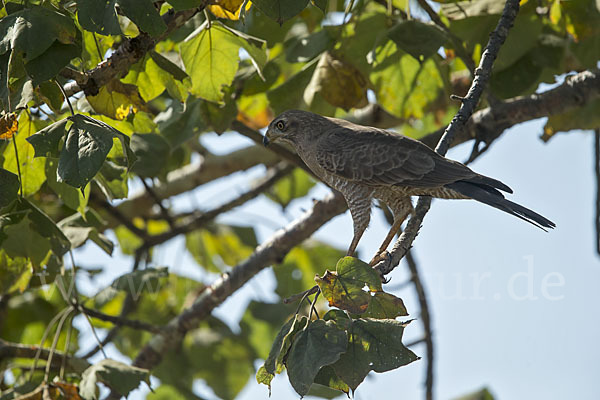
[{"xmin": 263, "ymin": 110, "xmax": 330, "ymax": 147}]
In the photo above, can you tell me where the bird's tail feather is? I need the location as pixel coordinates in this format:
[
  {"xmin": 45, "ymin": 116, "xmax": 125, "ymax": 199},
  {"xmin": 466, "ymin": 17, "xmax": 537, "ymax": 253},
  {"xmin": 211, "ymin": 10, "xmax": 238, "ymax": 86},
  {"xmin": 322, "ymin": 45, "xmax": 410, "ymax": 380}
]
[{"xmin": 446, "ymin": 181, "xmax": 555, "ymax": 230}]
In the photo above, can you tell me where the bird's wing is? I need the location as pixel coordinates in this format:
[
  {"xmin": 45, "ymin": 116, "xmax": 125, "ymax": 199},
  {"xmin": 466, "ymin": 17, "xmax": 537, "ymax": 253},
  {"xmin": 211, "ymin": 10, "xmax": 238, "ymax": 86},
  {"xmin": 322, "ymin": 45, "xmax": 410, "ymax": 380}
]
[{"xmin": 314, "ymin": 126, "xmax": 477, "ymax": 188}]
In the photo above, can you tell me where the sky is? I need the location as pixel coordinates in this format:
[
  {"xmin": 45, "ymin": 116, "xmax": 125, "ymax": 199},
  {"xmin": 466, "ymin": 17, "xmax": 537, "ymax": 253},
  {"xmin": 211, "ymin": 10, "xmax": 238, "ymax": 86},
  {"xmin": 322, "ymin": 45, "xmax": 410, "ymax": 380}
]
[{"xmin": 68, "ymin": 110, "xmax": 600, "ymax": 400}]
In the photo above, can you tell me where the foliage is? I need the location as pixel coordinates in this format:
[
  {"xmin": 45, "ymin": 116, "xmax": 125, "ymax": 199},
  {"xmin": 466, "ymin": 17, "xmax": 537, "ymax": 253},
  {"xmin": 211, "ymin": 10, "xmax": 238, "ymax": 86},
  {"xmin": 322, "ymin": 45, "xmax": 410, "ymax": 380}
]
[{"xmin": 0, "ymin": 0, "xmax": 597, "ymax": 399}]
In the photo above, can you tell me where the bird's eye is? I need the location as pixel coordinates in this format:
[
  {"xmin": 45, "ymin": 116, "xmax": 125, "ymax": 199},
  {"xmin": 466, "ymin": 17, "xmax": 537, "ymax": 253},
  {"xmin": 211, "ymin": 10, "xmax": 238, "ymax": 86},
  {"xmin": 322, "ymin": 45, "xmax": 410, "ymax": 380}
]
[{"xmin": 276, "ymin": 120, "xmax": 286, "ymax": 131}]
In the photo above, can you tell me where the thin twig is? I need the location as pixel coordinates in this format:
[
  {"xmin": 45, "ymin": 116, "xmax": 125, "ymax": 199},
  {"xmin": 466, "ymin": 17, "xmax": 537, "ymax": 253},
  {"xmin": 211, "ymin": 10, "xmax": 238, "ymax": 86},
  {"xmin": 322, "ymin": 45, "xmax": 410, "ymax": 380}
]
[
  {"xmin": 405, "ymin": 250, "xmax": 434, "ymax": 400},
  {"xmin": 375, "ymin": 0, "xmax": 522, "ymax": 276},
  {"xmin": 139, "ymin": 177, "xmax": 175, "ymax": 227},
  {"xmin": 137, "ymin": 163, "xmax": 294, "ymax": 251},
  {"xmin": 284, "ymin": 285, "xmax": 319, "ymax": 304},
  {"xmin": 595, "ymin": 129, "xmax": 600, "ymax": 256},
  {"xmin": 78, "ymin": 305, "xmax": 163, "ymax": 333},
  {"xmin": 29, "ymin": 307, "xmax": 72, "ymax": 381},
  {"xmin": 44, "ymin": 307, "xmax": 73, "ymax": 383}
]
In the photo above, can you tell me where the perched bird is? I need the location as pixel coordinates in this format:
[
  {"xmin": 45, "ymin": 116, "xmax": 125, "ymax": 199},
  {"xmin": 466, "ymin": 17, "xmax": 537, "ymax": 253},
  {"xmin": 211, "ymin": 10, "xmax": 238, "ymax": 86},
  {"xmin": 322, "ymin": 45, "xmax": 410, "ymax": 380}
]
[{"xmin": 263, "ymin": 110, "xmax": 555, "ymax": 264}]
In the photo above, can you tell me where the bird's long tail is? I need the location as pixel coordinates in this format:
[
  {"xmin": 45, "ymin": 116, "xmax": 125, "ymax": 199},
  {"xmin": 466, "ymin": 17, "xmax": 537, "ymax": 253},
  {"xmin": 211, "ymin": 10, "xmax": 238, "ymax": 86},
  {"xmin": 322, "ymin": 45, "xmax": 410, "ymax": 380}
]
[{"xmin": 446, "ymin": 180, "xmax": 556, "ymax": 230}]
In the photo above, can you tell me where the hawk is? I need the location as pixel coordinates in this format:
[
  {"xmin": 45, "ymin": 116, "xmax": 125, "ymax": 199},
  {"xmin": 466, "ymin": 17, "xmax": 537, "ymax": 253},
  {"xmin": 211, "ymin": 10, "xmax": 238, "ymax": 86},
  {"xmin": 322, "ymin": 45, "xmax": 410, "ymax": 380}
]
[{"xmin": 263, "ymin": 110, "xmax": 554, "ymax": 264}]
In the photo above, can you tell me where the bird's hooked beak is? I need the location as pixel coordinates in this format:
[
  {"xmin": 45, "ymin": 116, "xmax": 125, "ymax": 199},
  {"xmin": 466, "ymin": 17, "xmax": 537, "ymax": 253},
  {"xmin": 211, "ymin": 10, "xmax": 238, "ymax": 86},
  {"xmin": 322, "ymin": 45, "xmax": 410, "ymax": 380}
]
[{"xmin": 263, "ymin": 128, "xmax": 280, "ymax": 147}]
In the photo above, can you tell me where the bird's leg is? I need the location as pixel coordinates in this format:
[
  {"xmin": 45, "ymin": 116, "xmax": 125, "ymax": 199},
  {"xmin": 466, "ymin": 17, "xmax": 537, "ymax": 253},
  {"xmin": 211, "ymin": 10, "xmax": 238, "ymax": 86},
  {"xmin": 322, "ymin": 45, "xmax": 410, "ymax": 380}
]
[
  {"xmin": 369, "ymin": 197, "xmax": 413, "ymax": 266},
  {"xmin": 346, "ymin": 195, "xmax": 372, "ymax": 258},
  {"xmin": 369, "ymin": 217, "xmax": 404, "ymax": 266}
]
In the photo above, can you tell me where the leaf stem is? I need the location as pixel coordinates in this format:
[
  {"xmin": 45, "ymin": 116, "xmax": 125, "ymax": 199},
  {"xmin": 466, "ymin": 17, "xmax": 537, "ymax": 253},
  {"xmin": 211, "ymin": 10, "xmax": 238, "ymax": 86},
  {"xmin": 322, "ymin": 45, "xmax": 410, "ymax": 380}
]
[
  {"xmin": 11, "ymin": 134, "xmax": 22, "ymax": 196},
  {"xmin": 55, "ymin": 80, "xmax": 75, "ymax": 116}
]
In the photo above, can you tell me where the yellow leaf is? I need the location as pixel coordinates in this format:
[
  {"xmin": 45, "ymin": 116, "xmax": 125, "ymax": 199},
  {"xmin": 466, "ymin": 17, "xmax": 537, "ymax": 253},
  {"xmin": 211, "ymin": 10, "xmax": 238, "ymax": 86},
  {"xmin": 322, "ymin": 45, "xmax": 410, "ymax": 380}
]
[
  {"xmin": 0, "ymin": 113, "xmax": 18, "ymax": 140},
  {"xmin": 209, "ymin": 0, "xmax": 252, "ymax": 20},
  {"xmin": 304, "ymin": 52, "xmax": 368, "ymax": 111},
  {"xmin": 236, "ymin": 93, "xmax": 273, "ymax": 129}
]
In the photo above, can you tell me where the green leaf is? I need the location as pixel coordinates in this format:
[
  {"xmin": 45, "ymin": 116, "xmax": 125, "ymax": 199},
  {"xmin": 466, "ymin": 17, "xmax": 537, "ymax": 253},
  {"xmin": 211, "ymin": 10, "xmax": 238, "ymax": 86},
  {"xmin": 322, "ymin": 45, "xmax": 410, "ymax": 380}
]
[
  {"xmin": 331, "ymin": 318, "xmax": 419, "ymax": 390},
  {"xmin": 95, "ymin": 267, "xmax": 169, "ymax": 306},
  {"xmin": 252, "ymin": 0, "xmax": 310, "ymax": 24},
  {"xmin": 370, "ymin": 40, "xmax": 444, "ymax": 119},
  {"xmin": 185, "ymin": 224, "xmax": 255, "ymax": 272},
  {"xmin": 122, "ymin": 56, "xmax": 169, "ymax": 102},
  {"xmin": 542, "ymin": 98, "xmax": 600, "ymax": 141},
  {"xmin": 118, "ymin": 0, "xmax": 167, "ymax": 37},
  {"xmin": 285, "ymin": 29, "xmax": 334, "ymax": 63},
  {"xmin": 130, "ymin": 133, "xmax": 171, "ymax": 177},
  {"xmin": 0, "ymin": 6, "xmax": 77, "ymax": 62},
  {"xmin": 198, "ymin": 95, "xmax": 238, "ymax": 134},
  {"xmin": 266, "ymin": 59, "xmax": 318, "ymax": 115},
  {"xmin": 77, "ymin": 0, "xmax": 121, "ymax": 36},
  {"xmin": 80, "ymin": 359, "xmax": 150, "ymax": 400},
  {"xmin": 58, "ymin": 214, "xmax": 114, "ymax": 255},
  {"xmin": 256, "ymin": 365, "xmax": 274, "ymax": 390},
  {"xmin": 267, "ymin": 167, "xmax": 315, "ymax": 208},
  {"xmin": 1, "ymin": 216, "xmax": 51, "ymax": 266},
  {"xmin": 16, "ymin": 197, "xmax": 71, "ymax": 257},
  {"xmin": 363, "ymin": 291, "xmax": 408, "ymax": 319},
  {"xmin": 58, "ymin": 115, "xmax": 114, "ymax": 189},
  {"xmin": 240, "ymin": 300, "xmax": 294, "ymax": 360},
  {"xmin": 26, "ymin": 118, "xmax": 69, "ymax": 158},
  {"xmin": 312, "ymin": 366, "xmax": 349, "ymax": 397},
  {"xmin": 286, "ymin": 319, "xmax": 347, "ymax": 396},
  {"xmin": 0, "ymin": 168, "xmax": 19, "ymax": 207},
  {"xmin": 3, "ymin": 111, "xmax": 46, "ymax": 196},
  {"xmin": 25, "ymin": 42, "xmax": 80, "ymax": 86},
  {"xmin": 94, "ymin": 161, "xmax": 129, "ymax": 200},
  {"xmin": 45, "ymin": 158, "xmax": 90, "ymax": 215},
  {"xmin": 311, "ymin": 0, "xmax": 328, "ymax": 14},
  {"xmin": 493, "ymin": 13, "xmax": 544, "ymax": 72},
  {"xmin": 166, "ymin": 0, "xmax": 205, "ymax": 11},
  {"xmin": 315, "ymin": 256, "xmax": 382, "ymax": 314},
  {"xmin": 149, "ymin": 50, "xmax": 189, "ymax": 81},
  {"xmin": 0, "ymin": 250, "xmax": 30, "ymax": 295},
  {"xmin": 274, "ymin": 241, "xmax": 345, "ymax": 298},
  {"xmin": 454, "ymin": 387, "xmax": 496, "ymax": 400},
  {"xmin": 263, "ymin": 315, "xmax": 307, "ymax": 375},
  {"xmin": 388, "ymin": 20, "xmax": 448, "ymax": 60},
  {"xmin": 180, "ymin": 23, "xmax": 242, "ymax": 103}
]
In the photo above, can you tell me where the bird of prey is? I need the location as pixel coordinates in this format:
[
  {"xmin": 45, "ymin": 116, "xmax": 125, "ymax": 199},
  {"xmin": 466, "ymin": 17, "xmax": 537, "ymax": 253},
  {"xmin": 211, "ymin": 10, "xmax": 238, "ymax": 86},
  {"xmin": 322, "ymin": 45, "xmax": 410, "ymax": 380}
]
[{"xmin": 263, "ymin": 110, "xmax": 555, "ymax": 264}]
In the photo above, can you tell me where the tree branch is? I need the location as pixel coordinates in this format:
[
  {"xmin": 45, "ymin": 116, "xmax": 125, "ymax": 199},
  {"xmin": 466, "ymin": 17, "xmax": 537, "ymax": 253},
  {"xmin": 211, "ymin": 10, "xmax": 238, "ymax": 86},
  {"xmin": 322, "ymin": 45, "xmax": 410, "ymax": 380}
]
[
  {"xmin": 62, "ymin": 6, "xmax": 207, "ymax": 97},
  {"xmin": 376, "ymin": 0, "xmax": 521, "ymax": 275},
  {"xmin": 594, "ymin": 128, "xmax": 600, "ymax": 255},
  {"xmin": 131, "ymin": 192, "xmax": 347, "ymax": 371},
  {"xmin": 420, "ymin": 69, "xmax": 600, "ymax": 150},
  {"xmin": 0, "ymin": 339, "xmax": 90, "ymax": 374},
  {"xmin": 136, "ymin": 163, "xmax": 294, "ymax": 252},
  {"xmin": 405, "ymin": 250, "xmax": 434, "ymax": 400},
  {"xmin": 78, "ymin": 305, "xmax": 163, "ymax": 334}
]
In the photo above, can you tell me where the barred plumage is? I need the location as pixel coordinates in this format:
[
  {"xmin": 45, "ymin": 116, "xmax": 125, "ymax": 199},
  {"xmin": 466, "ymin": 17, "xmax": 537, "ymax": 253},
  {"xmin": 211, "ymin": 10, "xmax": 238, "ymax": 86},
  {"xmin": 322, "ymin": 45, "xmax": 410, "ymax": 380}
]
[{"xmin": 264, "ymin": 110, "xmax": 555, "ymax": 263}]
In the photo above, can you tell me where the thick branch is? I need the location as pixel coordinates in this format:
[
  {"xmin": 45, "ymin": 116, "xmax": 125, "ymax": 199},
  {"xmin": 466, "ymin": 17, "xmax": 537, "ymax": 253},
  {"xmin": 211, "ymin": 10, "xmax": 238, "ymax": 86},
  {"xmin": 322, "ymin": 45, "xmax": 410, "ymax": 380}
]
[
  {"xmin": 376, "ymin": 0, "xmax": 521, "ymax": 276},
  {"xmin": 131, "ymin": 192, "xmax": 347, "ymax": 370},
  {"xmin": 420, "ymin": 69, "xmax": 600, "ymax": 150},
  {"xmin": 62, "ymin": 6, "xmax": 206, "ymax": 97},
  {"xmin": 0, "ymin": 339, "xmax": 90, "ymax": 374}
]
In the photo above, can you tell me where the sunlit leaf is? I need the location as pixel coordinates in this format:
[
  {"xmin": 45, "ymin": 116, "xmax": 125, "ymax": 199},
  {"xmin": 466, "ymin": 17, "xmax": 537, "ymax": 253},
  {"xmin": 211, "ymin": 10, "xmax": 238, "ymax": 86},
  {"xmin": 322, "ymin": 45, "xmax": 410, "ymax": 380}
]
[
  {"xmin": 315, "ymin": 257, "xmax": 382, "ymax": 314},
  {"xmin": 3, "ymin": 111, "xmax": 47, "ymax": 196},
  {"xmin": 0, "ymin": 112, "xmax": 17, "ymax": 139}
]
